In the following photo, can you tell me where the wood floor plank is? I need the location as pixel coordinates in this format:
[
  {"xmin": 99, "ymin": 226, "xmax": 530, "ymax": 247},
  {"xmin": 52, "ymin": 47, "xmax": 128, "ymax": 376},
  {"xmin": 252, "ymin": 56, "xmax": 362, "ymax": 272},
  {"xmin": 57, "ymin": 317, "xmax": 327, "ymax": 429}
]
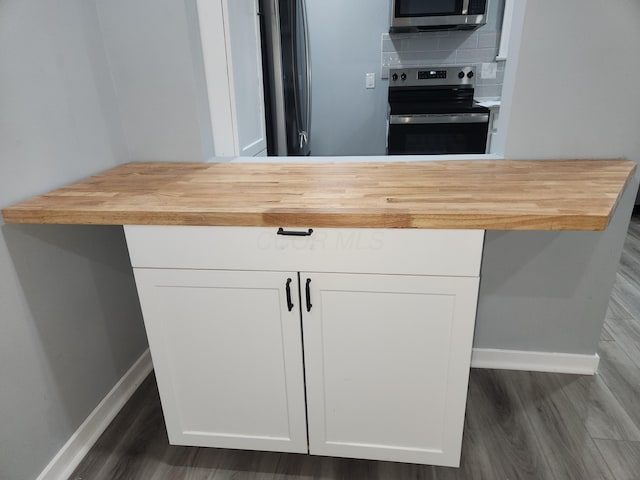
[
  {"xmin": 91, "ymin": 390, "xmax": 167, "ymax": 479},
  {"xmin": 554, "ymin": 373, "xmax": 640, "ymax": 441},
  {"xmin": 604, "ymin": 317, "xmax": 640, "ymax": 369},
  {"xmin": 272, "ymin": 454, "xmax": 335, "ymax": 480},
  {"xmin": 70, "ymin": 376, "xmax": 220, "ymax": 480},
  {"xmin": 620, "ymin": 222, "xmax": 640, "ymax": 258},
  {"xmin": 209, "ymin": 449, "xmax": 280, "ymax": 480},
  {"xmin": 432, "ymin": 369, "xmax": 555, "ymax": 480},
  {"xmin": 614, "ymin": 215, "xmax": 640, "ymax": 299},
  {"xmin": 611, "ymin": 276, "xmax": 640, "ymax": 320},
  {"xmin": 309, "ymin": 456, "xmax": 382, "ymax": 480},
  {"xmin": 619, "ymin": 231, "xmax": 640, "ymax": 259},
  {"xmin": 273, "ymin": 451, "xmax": 437, "ymax": 480},
  {"xmin": 503, "ymin": 370, "xmax": 614, "ymax": 480},
  {"xmin": 605, "ymin": 281, "xmax": 633, "ymax": 320},
  {"xmin": 594, "ymin": 439, "xmax": 640, "ymax": 480},
  {"xmin": 145, "ymin": 445, "xmax": 219, "ymax": 480},
  {"xmin": 626, "ymin": 225, "xmax": 640, "ymax": 245},
  {"xmin": 69, "ymin": 375, "xmax": 163, "ymax": 480},
  {"xmin": 431, "ymin": 414, "xmax": 493, "ymax": 480},
  {"xmin": 376, "ymin": 460, "xmax": 436, "ymax": 480},
  {"xmin": 618, "ymin": 255, "xmax": 640, "ymax": 289},
  {"xmin": 597, "ymin": 341, "xmax": 640, "ymax": 432},
  {"xmin": 600, "ymin": 325, "xmax": 614, "ymax": 341}
]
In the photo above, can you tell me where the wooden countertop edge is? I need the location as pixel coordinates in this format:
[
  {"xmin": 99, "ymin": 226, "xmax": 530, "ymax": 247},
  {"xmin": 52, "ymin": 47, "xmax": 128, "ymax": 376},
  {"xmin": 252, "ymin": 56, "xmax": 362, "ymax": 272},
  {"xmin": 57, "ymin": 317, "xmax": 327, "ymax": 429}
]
[
  {"xmin": 603, "ymin": 161, "xmax": 637, "ymax": 228},
  {"xmin": 0, "ymin": 208, "xmax": 611, "ymax": 231},
  {"xmin": 1, "ymin": 159, "xmax": 635, "ymax": 231}
]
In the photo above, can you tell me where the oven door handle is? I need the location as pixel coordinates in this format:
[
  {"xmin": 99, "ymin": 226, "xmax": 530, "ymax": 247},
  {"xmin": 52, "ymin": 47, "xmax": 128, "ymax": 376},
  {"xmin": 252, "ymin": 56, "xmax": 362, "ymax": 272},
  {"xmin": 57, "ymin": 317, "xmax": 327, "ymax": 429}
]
[{"xmin": 390, "ymin": 113, "xmax": 489, "ymax": 124}]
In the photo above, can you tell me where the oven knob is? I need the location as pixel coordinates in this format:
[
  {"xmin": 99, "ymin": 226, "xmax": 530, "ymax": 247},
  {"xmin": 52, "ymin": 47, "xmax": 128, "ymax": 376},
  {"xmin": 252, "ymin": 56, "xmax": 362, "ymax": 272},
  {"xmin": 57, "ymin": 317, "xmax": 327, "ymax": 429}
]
[
  {"xmin": 467, "ymin": 71, "xmax": 474, "ymax": 78},
  {"xmin": 392, "ymin": 73, "xmax": 398, "ymax": 81},
  {"xmin": 458, "ymin": 71, "xmax": 465, "ymax": 79},
  {"xmin": 401, "ymin": 73, "xmax": 407, "ymax": 81}
]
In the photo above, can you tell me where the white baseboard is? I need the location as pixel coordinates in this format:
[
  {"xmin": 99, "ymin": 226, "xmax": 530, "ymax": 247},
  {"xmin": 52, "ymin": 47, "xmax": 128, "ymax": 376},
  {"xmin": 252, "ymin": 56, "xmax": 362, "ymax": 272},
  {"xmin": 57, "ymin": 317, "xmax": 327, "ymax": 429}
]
[
  {"xmin": 36, "ymin": 349, "xmax": 153, "ymax": 480},
  {"xmin": 471, "ymin": 348, "xmax": 600, "ymax": 375}
]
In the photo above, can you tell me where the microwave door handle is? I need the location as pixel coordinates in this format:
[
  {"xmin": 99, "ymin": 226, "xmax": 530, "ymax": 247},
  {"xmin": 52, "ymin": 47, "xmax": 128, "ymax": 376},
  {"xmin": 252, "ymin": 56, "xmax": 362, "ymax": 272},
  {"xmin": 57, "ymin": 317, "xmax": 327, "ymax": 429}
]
[
  {"xmin": 390, "ymin": 113, "xmax": 489, "ymax": 124},
  {"xmin": 461, "ymin": 0, "xmax": 470, "ymax": 15}
]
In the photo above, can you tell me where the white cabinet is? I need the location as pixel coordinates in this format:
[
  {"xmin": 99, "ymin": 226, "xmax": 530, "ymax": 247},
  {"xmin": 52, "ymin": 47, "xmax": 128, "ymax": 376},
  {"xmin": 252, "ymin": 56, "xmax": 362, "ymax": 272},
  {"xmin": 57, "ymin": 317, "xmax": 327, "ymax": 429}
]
[
  {"xmin": 197, "ymin": 0, "xmax": 267, "ymax": 156},
  {"xmin": 125, "ymin": 226, "xmax": 483, "ymax": 467},
  {"xmin": 302, "ymin": 273, "xmax": 479, "ymax": 466},
  {"xmin": 133, "ymin": 269, "xmax": 308, "ymax": 453}
]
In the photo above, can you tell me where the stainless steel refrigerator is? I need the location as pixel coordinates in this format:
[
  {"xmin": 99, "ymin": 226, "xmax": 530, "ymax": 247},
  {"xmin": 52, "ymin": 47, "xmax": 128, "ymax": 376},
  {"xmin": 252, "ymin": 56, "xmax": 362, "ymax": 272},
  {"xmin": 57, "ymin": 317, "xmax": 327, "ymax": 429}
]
[{"xmin": 260, "ymin": 0, "xmax": 311, "ymax": 156}]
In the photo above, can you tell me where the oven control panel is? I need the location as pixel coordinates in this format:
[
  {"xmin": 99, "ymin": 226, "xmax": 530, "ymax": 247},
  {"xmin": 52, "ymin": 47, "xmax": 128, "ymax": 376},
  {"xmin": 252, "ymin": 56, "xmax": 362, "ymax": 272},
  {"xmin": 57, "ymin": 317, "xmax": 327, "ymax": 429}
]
[
  {"xmin": 418, "ymin": 70, "xmax": 447, "ymax": 80},
  {"xmin": 390, "ymin": 66, "xmax": 476, "ymax": 87}
]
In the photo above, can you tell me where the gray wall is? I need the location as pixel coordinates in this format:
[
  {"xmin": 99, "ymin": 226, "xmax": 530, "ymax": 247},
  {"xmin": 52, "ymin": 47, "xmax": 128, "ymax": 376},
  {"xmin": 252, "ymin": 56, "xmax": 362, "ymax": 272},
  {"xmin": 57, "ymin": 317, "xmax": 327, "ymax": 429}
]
[
  {"xmin": 95, "ymin": 0, "xmax": 213, "ymax": 162},
  {"xmin": 0, "ymin": 1, "xmax": 148, "ymax": 479},
  {"xmin": 306, "ymin": 0, "xmax": 390, "ymax": 156},
  {"xmin": 474, "ymin": 0, "xmax": 640, "ymax": 354}
]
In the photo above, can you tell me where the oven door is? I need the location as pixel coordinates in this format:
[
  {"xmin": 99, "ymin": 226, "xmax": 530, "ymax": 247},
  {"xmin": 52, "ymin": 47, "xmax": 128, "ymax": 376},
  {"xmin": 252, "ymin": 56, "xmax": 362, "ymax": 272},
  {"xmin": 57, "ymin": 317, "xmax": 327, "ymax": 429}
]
[{"xmin": 388, "ymin": 113, "xmax": 489, "ymax": 155}]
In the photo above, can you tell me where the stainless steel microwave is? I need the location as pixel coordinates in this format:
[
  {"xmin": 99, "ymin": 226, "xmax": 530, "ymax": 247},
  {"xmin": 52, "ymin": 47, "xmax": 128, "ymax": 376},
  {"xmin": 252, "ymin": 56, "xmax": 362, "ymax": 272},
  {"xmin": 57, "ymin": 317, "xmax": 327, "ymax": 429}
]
[{"xmin": 390, "ymin": 0, "xmax": 488, "ymax": 31}]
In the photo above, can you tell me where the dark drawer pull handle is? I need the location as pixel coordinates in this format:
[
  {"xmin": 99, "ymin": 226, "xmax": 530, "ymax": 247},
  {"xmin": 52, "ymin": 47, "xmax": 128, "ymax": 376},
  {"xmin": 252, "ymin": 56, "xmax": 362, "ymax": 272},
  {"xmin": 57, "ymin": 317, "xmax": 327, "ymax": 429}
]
[
  {"xmin": 285, "ymin": 278, "xmax": 294, "ymax": 312},
  {"xmin": 305, "ymin": 278, "xmax": 312, "ymax": 312},
  {"xmin": 277, "ymin": 227, "xmax": 313, "ymax": 237}
]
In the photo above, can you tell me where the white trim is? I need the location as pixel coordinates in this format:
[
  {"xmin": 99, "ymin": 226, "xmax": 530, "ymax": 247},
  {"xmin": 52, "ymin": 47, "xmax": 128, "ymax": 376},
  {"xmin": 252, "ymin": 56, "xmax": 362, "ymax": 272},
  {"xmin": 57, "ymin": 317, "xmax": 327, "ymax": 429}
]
[
  {"xmin": 471, "ymin": 348, "xmax": 600, "ymax": 375},
  {"xmin": 36, "ymin": 350, "xmax": 153, "ymax": 480},
  {"xmin": 496, "ymin": 0, "xmax": 514, "ymax": 61},
  {"xmin": 488, "ymin": 0, "xmax": 527, "ymax": 157},
  {"xmin": 196, "ymin": 0, "xmax": 237, "ymax": 156},
  {"xmin": 219, "ymin": 0, "xmax": 240, "ymax": 155}
]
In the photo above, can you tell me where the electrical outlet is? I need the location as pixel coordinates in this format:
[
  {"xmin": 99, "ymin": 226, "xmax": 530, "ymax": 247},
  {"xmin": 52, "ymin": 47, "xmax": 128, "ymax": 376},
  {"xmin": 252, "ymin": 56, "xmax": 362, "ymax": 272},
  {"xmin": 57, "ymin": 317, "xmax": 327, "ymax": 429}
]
[
  {"xmin": 481, "ymin": 63, "xmax": 497, "ymax": 79},
  {"xmin": 366, "ymin": 73, "xmax": 375, "ymax": 89}
]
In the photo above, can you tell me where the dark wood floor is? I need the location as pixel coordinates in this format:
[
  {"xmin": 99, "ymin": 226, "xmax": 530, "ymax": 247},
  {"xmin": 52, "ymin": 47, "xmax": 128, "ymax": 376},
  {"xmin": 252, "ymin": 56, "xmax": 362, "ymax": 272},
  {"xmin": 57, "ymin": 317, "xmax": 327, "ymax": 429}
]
[{"xmin": 69, "ymin": 215, "xmax": 640, "ymax": 480}]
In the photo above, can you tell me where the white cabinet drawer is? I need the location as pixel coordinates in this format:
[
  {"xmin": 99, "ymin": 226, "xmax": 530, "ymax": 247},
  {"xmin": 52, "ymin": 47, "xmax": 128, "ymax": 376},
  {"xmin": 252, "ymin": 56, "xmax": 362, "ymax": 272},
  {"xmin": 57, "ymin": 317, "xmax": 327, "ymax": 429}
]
[{"xmin": 125, "ymin": 226, "xmax": 484, "ymax": 277}]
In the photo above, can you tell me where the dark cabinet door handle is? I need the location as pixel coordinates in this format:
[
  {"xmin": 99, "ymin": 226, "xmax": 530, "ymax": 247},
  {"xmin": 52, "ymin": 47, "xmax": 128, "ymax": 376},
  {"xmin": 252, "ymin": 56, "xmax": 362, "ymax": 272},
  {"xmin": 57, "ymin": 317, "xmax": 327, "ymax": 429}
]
[
  {"xmin": 285, "ymin": 278, "xmax": 294, "ymax": 312},
  {"xmin": 305, "ymin": 278, "xmax": 312, "ymax": 312},
  {"xmin": 277, "ymin": 227, "xmax": 313, "ymax": 237}
]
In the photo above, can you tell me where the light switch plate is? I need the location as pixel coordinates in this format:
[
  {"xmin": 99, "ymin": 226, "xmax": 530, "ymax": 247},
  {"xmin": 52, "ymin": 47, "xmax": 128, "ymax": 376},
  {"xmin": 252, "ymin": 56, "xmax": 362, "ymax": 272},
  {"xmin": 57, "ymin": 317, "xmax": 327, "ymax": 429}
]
[
  {"xmin": 366, "ymin": 73, "xmax": 375, "ymax": 89},
  {"xmin": 481, "ymin": 63, "xmax": 497, "ymax": 79}
]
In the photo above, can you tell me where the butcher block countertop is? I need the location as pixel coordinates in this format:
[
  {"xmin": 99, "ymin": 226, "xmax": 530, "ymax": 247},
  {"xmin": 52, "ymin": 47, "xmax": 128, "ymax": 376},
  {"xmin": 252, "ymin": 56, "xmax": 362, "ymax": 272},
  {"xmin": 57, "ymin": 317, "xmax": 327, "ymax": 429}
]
[{"xmin": 2, "ymin": 159, "xmax": 636, "ymax": 230}]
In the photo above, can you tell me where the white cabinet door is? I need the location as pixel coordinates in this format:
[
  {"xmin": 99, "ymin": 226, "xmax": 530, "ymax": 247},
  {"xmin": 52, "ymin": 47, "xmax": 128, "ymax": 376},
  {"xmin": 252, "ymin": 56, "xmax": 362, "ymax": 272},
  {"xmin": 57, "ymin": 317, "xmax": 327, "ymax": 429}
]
[
  {"xmin": 301, "ymin": 273, "xmax": 480, "ymax": 467},
  {"xmin": 133, "ymin": 269, "xmax": 307, "ymax": 453}
]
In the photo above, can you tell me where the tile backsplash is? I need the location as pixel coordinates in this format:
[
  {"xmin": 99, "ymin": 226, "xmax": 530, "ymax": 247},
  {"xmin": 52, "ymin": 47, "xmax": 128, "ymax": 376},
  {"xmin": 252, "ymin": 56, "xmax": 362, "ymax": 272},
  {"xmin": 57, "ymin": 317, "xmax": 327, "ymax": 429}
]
[{"xmin": 381, "ymin": 0, "xmax": 505, "ymax": 99}]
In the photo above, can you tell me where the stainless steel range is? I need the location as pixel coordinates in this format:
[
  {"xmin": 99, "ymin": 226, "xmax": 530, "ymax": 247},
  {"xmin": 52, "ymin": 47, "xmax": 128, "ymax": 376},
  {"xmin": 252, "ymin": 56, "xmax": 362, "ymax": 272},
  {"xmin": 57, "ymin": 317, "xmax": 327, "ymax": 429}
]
[{"xmin": 387, "ymin": 66, "xmax": 490, "ymax": 155}]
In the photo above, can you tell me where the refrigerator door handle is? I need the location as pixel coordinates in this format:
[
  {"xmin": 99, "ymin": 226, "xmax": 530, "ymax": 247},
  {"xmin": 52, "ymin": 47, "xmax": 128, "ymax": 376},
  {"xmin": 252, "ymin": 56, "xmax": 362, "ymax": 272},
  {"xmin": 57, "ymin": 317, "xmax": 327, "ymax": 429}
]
[
  {"xmin": 290, "ymin": 0, "xmax": 304, "ymax": 153},
  {"xmin": 301, "ymin": 0, "xmax": 311, "ymax": 150}
]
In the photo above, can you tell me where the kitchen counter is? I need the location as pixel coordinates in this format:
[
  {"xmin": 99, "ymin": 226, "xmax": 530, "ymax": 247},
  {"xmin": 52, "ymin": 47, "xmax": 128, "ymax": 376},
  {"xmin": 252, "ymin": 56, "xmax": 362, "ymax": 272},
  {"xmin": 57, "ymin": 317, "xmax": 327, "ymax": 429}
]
[
  {"xmin": 2, "ymin": 159, "xmax": 636, "ymax": 231},
  {"xmin": 4, "ymin": 157, "xmax": 636, "ymax": 468}
]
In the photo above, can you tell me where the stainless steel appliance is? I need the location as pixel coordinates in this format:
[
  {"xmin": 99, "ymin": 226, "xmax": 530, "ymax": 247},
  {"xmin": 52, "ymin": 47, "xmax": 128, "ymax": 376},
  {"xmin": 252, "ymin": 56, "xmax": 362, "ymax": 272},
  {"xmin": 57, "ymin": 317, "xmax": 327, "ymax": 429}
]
[
  {"xmin": 390, "ymin": 0, "xmax": 488, "ymax": 32},
  {"xmin": 260, "ymin": 0, "xmax": 311, "ymax": 156},
  {"xmin": 387, "ymin": 66, "xmax": 490, "ymax": 155}
]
